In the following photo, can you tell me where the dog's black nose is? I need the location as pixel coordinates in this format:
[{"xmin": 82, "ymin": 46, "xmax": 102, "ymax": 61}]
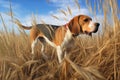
[
  {"xmin": 93, "ymin": 23, "xmax": 100, "ymax": 33},
  {"xmin": 95, "ymin": 23, "xmax": 100, "ymax": 27}
]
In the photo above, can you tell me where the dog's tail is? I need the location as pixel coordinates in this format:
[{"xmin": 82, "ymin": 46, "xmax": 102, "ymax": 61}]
[{"xmin": 14, "ymin": 19, "xmax": 32, "ymax": 30}]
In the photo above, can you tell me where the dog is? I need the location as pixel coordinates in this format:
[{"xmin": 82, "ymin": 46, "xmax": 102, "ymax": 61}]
[{"xmin": 14, "ymin": 15, "xmax": 100, "ymax": 63}]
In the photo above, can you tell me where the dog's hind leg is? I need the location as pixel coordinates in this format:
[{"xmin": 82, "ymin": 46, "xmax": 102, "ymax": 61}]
[
  {"xmin": 38, "ymin": 37, "xmax": 48, "ymax": 59},
  {"xmin": 41, "ymin": 43, "xmax": 48, "ymax": 59}
]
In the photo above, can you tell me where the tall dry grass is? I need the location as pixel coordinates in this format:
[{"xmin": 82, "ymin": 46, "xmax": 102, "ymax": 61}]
[{"xmin": 0, "ymin": 0, "xmax": 120, "ymax": 80}]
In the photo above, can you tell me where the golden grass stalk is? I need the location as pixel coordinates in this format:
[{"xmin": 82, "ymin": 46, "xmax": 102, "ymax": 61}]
[
  {"xmin": 59, "ymin": 9, "xmax": 67, "ymax": 16},
  {"xmin": 31, "ymin": 14, "xmax": 37, "ymax": 26},
  {"xmin": 13, "ymin": 19, "xmax": 25, "ymax": 30},
  {"xmin": 40, "ymin": 19, "xmax": 46, "ymax": 24},
  {"xmin": 67, "ymin": 6, "xmax": 72, "ymax": 16},
  {"xmin": 74, "ymin": 0, "xmax": 80, "ymax": 10},
  {"xmin": 0, "ymin": 13, "xmax": 8, "ymax": 34},
  {"xmin": 86, "ymin": 0, "xmax": 92, "ymax": 13},
  {"xmin": 51, "ymin": 14, "xmax": 59, "ymax": 20},
  {"xmin": 0, "ymin": 0, "xmax": 120, "ymax": 80},
  {"xmin": 9, "ymin": 0, "xmax": 14, "ymax": 19},
  {"xmin": 109, "ymin": 0, "xmax": 118, "ymax": 80},
  {"xmin": 65, "ymin": 56, "xmax": 105, "ymax": 80}
]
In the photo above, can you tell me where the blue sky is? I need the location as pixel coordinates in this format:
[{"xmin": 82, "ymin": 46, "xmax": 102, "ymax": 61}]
[
  {"xmin": 0, "ymin": 0, "xmax": 85, "ymax": 15},
  {"xmin": 0, "ymin": 0, "xmax": 120, "ymax": 31}
]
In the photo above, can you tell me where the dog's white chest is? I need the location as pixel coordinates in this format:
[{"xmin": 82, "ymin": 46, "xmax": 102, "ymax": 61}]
[{"xmin": 61, "ymin": 29, "xmax": 72, "ymax": 47}]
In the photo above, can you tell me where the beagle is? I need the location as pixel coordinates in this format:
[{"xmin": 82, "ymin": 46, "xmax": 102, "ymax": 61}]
[{"xmin": 14, "ymin": 15, "xmax": 100, "ymax": 63}]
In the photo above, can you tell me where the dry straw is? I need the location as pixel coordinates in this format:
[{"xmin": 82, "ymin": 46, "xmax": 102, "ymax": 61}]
[{"xmin": 0, "ymin": 0, "xmax": 120, "ymax": 80}]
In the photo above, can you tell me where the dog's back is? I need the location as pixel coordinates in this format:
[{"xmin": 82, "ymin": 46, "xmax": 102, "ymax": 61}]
[{"xmin": 35, "ymin": 24, "xmax": 60, "ymax": 41}]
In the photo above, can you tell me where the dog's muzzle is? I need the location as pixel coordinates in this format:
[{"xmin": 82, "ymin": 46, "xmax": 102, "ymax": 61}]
[{"xmin": 93, "ymin": 23, "xmax": 100, "ymax": 33}]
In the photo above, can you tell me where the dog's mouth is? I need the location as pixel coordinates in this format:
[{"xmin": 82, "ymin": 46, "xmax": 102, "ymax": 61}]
[
  {"xmin": 83, "ymin": 23, "xmax": 100, "ymax": 36},
  {"xmin": 85, "ymin": 27, "xmax": 98, "ymax": 36},
  {"xmin": 85, "ymin": 31, "xmax": 92, "ymax": 36}
]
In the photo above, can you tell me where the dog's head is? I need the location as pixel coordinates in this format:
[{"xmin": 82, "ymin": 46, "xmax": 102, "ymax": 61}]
[
  {"xmin": 79, "ymin": 15, "xmax": 100, "ymax": 36},
  {"xmin": 68, "ymin": 15, "xmax": 100, "ymax": 36}
]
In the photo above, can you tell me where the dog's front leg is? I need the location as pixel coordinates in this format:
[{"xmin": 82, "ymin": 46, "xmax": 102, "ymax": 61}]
[
  {"xmin": 31, "ymin": 39, "xmax": 38, "ymax": 54},
  {"xmin": 56, "ymin": 46, "xmax": 63, "ymax": 63}
]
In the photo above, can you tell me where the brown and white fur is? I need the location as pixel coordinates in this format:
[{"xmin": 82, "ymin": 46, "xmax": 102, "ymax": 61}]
[{"xmin": 14, "ymin": 15, "xmax": 100, "ymax": 63}]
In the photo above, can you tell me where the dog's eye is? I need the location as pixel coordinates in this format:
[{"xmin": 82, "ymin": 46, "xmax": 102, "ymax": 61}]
[{"xmin": 84, "ymin": 19, "xmax": 89, "ymax": 22}]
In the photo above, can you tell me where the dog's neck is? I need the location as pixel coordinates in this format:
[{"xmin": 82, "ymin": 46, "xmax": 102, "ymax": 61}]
[{"xmin": 64, "ymin": 23, "xmax": 69, "ymax": 29}]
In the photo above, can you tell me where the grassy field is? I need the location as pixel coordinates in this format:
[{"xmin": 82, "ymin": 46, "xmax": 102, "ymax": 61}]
[{"xmin": 0, "ymin": 0, "xmax": 120, "ymax": 80}]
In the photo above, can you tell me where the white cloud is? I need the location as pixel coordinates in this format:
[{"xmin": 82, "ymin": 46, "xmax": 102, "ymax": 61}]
[
  {"xmin": 20, "ymin": 7, "xmax": 90, "ymax": 26},
  {"xmin": 20, "ymin": 0, "xmax": 89, "ymax": 25}
]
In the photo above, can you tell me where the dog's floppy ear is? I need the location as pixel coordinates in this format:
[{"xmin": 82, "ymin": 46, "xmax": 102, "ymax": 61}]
[
  {"xmin": 68, "ymin": 19, "xmax": 74, "ymax": 32},
  {"xmin": 78, "ymin": 15, "xmax": 83, "ymax": 33}
]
